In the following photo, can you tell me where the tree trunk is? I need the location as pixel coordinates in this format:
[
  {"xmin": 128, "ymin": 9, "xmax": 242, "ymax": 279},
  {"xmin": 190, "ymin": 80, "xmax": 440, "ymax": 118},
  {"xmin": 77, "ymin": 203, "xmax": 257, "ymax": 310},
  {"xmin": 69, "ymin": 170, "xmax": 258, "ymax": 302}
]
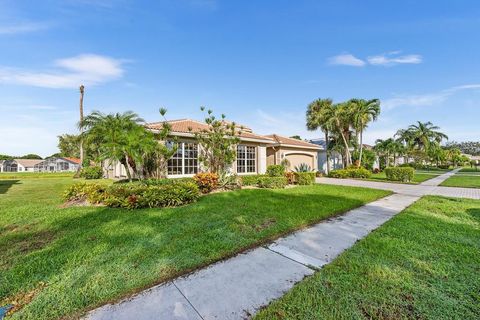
[
  {"xmin": 79, "ymin": 85, "xmax": 85, "ymax": 167},
  {"xmin": 123, "ymin": 154, "xmax": 133, "ymax": 182},
  {"xmin": 358, "ymin": 130, "xmax": 364, "ymax": 168},
  {"xmin": 339, "ymin": 131, "xmax": 351, "ymax": 166},
  {"xmin": 324, "ymin": 131, "xmax": 330, "ymax": 174}
]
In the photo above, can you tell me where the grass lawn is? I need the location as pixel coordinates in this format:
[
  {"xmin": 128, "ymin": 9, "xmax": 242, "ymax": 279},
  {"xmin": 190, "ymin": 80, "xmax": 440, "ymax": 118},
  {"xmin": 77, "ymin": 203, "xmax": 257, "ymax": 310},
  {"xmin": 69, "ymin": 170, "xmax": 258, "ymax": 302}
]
[
  {"xmin": 0, "ymin": 177, "xmax": 390, "ymax": 319},
  {"xmin": 0, "ymin": 172, "xmax": 74, "ymax": 179},
  {"xmin": 254, "ymin": 196, "xmax": 480, "ymax": 320},
  {"xmin": 440, "ymin": 175, "xmax": 480, "ymax": 188},
  {"xmin": 460, "ymin": 167, "xmax": 480, "ymax": 173},
  {"xmin": 368, "ymin": 171, "xmax": 438, "ymax": 184}
]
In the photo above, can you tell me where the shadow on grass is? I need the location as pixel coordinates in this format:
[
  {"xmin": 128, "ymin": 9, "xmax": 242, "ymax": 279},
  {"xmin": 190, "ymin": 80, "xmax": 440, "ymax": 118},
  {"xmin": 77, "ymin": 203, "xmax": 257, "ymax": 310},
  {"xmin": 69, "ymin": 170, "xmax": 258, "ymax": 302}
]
[
  {"xmin": 1, "ymin": 186, "xmax": 385, "ymax": 319},
  {"xmin": 0, "ymin": 180, "xmax": 20, "ymax": 194}
]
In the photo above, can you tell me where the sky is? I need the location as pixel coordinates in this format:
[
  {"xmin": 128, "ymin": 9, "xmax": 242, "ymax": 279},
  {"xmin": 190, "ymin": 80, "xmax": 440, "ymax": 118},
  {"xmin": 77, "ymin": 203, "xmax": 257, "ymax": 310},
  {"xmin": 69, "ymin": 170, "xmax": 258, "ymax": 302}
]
[{"xmin": 1, "ymin": 0, "xmax": 479, "ymax": 157}]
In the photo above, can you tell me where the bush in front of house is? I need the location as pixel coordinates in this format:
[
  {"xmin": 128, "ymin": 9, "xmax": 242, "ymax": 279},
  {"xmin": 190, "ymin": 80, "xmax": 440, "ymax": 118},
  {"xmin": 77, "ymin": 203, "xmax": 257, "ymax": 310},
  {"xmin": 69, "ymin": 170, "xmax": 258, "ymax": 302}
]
[
  {"xmin": 63, "ymin": 182, "xmax": 108, "ymax": 204},
  {"xmin": 284, "ymin": 171, "xmax": 295, "ymax": 184},
  {"xmin": 385, "ymin": 167, "xmax": 414, "ymax": 182},
  {"xmin": 294, "ymin": 172, "xmax": 316, "ymax": 185},
  {"xmin": 193, "ymin": 172, "xmax": 219, "ymax": 193},
  {"xmin": 80, "ymin": 166, "xmax": 103, "ymax": 179},
  {"xmin": 266, "ymin": 165, "xmax": 285, "ymax": 177},
  {"xmin": 257, "ymin": 176, "xmax": 288, "ymax": 189},
  {"xmin": 64, "ymin": 180, "xmax": 200, "ymax": 209},
  {"xmin": 240, "ymin": 174, "xmax": 265, "ymax": 186},
  {"xmin": 328, "ymin": 167, "xmax": 371, "ymax": 179}
]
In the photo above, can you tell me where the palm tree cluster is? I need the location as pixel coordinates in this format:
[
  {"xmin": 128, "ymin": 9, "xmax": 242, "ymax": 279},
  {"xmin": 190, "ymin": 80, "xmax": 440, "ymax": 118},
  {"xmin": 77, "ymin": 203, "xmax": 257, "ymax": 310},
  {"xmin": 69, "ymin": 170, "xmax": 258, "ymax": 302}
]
[
  {"xmin": 306, "ymin": 98, "xmax": 381, "ymax": 173},
  {"xmin": 79, "ymin": 108, "xmax": 176, "ymax": 181},
  {"xmin": 374, "ymin": 121, "xmax": 459, "ymax": 168}
]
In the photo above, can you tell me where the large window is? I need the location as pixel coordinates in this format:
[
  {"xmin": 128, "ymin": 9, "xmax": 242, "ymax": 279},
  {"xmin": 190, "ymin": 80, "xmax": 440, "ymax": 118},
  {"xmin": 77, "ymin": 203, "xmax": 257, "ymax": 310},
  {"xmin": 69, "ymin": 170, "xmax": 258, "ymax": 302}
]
[
  {"xmin": 167, "ymin": 142, "xmax": 199, "ymax": 175},
  {"xmin": 237, "ymin": 145, "xmax": 256, "ymax": 173}
]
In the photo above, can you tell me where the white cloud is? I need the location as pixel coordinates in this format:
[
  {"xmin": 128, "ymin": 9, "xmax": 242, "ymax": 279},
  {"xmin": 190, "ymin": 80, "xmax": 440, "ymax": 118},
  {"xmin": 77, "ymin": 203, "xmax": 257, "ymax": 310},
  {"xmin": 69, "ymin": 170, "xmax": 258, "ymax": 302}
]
[
  {"xmin": 382, "ymin": 83, "xmax": 480, "ymax": 110},
  {"xmin": 367, "ymin": 52, "xmax": 422, "ymax": 66},
  {"xmin": 328, "ymin": 51, "xmax": 422, "ymax": 67},
  {"xmin": 0, "ymin": 21, "xmax": 50, "ymax": 35},
  {"xmin": 328, "ymin": 54, "xmax": 366, "ymax": 67},
  {"xmin": 0, "ymin": 54, "xmax": 126, "ymax": 88}
]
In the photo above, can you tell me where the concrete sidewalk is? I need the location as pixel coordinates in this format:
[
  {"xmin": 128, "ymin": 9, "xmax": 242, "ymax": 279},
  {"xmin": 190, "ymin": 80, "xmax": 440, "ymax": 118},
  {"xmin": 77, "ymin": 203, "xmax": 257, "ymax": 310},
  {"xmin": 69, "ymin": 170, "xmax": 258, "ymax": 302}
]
[{"xmin": 85, "ymin": 170, "xmax": 461, "ymax": 320}]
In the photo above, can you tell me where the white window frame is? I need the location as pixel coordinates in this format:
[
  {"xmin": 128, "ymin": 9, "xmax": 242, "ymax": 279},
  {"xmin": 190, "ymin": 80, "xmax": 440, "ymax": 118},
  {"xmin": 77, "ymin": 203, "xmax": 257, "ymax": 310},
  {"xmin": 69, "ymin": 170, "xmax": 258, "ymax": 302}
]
[
  {"xmin": 167, "ymin": 141, "xmax": 199, "ymax": 177},
  {"xmin": 236, "ymin": 145, "xmax": 257, "ymax": 174}
]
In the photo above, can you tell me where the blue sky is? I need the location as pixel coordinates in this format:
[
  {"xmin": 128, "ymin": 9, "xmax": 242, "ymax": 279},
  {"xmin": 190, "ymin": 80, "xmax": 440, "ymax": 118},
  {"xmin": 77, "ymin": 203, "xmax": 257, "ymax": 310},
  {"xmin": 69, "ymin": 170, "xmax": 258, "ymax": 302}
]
[{"xmin": 1, "ymin": 0, "xmax": 479, "ymax": 157}]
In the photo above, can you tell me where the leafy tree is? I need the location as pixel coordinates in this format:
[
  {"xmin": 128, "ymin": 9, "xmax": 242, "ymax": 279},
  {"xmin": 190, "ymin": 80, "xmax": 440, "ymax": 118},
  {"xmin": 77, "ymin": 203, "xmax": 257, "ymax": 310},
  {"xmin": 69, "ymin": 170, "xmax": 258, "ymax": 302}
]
[
  {"xmin": 190, "ymin": 107, "xmax": 241, "ymax": 174},
  {"xmin": 289, "ymin": 135, "xmax": 302, "ymax": 140},
  {"xmin": 306, "ymin": 98, "xmax": 335, "ymax": 173},
  {"xmin": 19, "ymin": 154, "xmax": 42, "ymax": 159},
  {"xmin": 445, "ymin": 141, "xmax": 480, "ymax": 156},
  {"xmin": 352, "ymin": 148, "xmax": 376, "ymax": 170},
  {"xmin": 349, "ymin": 98, "xmax": 381, "ymax": 167},
  {"xmin": 396, "ymin": 121, "xmax": 448, "ymax": 153},
  {"xmin": 58, "ymin": 134, "xmax": 81, "ymax": 158},
  {"xmin": 0, "ymin": 154, "xmax": 13, "ymax": 160}
]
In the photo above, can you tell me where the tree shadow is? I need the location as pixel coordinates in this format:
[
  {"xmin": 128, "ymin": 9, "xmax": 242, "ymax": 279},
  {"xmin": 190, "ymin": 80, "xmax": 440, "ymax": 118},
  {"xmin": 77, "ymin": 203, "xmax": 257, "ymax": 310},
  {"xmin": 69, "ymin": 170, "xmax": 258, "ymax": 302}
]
[{"xmin": 0, "ymin": 180, "xmax": 20, "ymax": 194}]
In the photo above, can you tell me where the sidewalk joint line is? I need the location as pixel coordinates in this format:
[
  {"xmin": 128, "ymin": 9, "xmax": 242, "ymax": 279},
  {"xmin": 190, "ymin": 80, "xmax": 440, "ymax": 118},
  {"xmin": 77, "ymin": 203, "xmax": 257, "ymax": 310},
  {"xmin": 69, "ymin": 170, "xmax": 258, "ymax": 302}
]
[{"xmin": 173, "ymin": 281, "xmax": 205, "ymax": 320}]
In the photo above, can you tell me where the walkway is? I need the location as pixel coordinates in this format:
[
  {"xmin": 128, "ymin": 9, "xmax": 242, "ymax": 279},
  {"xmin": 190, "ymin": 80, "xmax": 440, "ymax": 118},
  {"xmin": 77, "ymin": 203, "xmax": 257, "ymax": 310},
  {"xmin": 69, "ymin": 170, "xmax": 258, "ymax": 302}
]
[
  {"xmin": 316, "ymin": 168, "xmax": 480, "ymax": 200},
  {"xmin": 85, "ymin": 169, "xmax": 472, "ymax": 320}
]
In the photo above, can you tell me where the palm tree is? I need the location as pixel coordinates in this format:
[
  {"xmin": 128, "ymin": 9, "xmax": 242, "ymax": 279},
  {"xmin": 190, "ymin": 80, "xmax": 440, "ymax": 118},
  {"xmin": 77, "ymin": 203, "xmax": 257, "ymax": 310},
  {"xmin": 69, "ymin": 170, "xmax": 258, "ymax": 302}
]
[
  {"xmin": 331, "ymin": 102, "xmax": 354, "ymax": 166},
  {"xmin": 404, "ymin": 121, "xmax": 448, "ymax": 152},
  {"xmin": 306, "ymin": 98, "xmax": 334, "ymax": 174},
  {"xmin": 79, "ymin": 111, "xmax": 152, "ymax": 181},
  {"xmin": 349, "ymin": 98, "xmax": 381, "ymax": 167}
]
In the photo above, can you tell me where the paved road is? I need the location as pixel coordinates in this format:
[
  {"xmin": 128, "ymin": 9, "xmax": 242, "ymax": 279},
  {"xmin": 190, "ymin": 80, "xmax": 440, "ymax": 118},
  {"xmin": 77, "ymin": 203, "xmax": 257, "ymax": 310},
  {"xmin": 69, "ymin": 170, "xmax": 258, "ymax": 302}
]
[
  {"xmin": 85, "ymin": 169, "xmax": 477, "ymax": 320},
  {"xmin": 316, "ymin": 168, "xmax": 480, "ymax": 199}
]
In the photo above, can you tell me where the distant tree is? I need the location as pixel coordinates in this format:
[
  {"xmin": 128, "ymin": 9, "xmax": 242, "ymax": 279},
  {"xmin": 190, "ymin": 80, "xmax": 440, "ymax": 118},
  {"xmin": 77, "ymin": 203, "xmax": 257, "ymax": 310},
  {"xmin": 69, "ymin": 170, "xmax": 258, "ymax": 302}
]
[
  {"xmin": 58, "ymin": 134, "xmax": 81, "ymax": 158},
  {"xmin": 47, "ymin": 153, "xmax": 62, "ymax": 159},
  {"xmin": 445, "ymin": 141, "xmax": 480, "ymax": 156},
  {"xmin": 289, "ymin": 135, "xmax": 302, "ymax": 140},
  {"xmin": 19, "ymin": 154, "xmax": 42, "ymax": 159},
  {"xmin": 0, "ymin": 154, "xmax": 13, "ymax": 160}
]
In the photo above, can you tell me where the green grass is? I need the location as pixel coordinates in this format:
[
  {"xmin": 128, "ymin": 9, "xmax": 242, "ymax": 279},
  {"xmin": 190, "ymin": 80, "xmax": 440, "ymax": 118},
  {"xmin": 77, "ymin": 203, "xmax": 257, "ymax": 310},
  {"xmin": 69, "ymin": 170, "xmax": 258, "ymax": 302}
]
[
  {"xmin": 0, "ymin": 177, "xmax": 390, "ymax": 319},
  {"xmin": 254, "ymin": 196, "xmax": 480, "ymax": 320},
  {"xmin": 368, "ymin": 171, "xmax": 437, "ymax": 184},
  {"xmin": 440, "ymin": 175, "xmax": 480, "ymax": 188},
  {"xmin": 460, "ymin": 167, "xmax": 480, "ymax": 173},
  {"xmin": 0, "ymin": 172, "xmax": 75, "ymax": 179}
]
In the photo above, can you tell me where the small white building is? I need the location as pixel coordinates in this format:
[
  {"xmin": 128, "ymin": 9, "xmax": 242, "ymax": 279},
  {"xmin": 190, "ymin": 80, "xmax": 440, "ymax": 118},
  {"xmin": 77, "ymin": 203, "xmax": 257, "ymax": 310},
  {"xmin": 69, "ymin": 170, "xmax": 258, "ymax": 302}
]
[
  {"xmin": 34, "ymin": 157, "xmax": 81, "ymax": 172},
  {"xmin": 0, "ymin": 159, "xmax": 43, "ymax": 172}
]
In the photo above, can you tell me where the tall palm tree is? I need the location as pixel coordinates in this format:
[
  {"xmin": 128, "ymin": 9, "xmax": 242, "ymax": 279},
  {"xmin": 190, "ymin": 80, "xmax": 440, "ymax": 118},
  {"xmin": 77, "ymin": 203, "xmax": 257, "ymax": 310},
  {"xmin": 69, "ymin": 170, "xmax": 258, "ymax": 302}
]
[
  {"xmin": 349, "ymin": 98, "xmax": 381, "ymax": 167},
  {"xmin": 331, "ymin": 102, "xmax": 353, "ymax": 166},
  {"xmin": 79, "ymin": 111, "xmax": 151, "ymax": 181},
  {"xmin": 405, "ymin": 121, "xmax": 448, "ymax": 152},
  {"xmin": 306, "ymin": 98, "xmax": 334, "ymax": 174}
]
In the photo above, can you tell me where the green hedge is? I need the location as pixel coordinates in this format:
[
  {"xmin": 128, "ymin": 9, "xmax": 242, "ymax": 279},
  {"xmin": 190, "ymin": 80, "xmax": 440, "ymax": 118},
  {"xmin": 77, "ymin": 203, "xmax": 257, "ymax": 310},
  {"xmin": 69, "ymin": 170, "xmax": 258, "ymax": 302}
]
[
  {"xmin": 257, "ymin": 176, "xmax": 288, "ymax": 189},
  {"xmin": 384, "ymin": 167, "xmax": 414, "ymax": 182},
  {"xmin": 294, "ymin": 172, "xmax": 316, "ymax": 185},
  {"xmin": 266, "ymin": 165, "xmax": 285, "ymax": 177},
  {"xmin": 80, "ymin": 166, "xmax": 103, "ymax": 179},
  {"xmin": 240, "ymin": 174, "xmax": 265, "ymax": 186},
  {"xmin": 328, "ymin": 168, "xmax": 371, "ymax": 179},
  {"xmin": 64, "ymin": 180, "xmax": 200, "ymax": 209}
]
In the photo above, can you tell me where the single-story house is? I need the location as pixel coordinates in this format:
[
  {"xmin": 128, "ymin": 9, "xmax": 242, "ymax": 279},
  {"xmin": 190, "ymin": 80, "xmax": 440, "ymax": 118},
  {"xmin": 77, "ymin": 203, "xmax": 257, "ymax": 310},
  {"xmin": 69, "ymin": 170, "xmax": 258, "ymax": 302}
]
[
  {"xmin": 0, "ymin": 159, "xmax": 43, "ymax": 172},
  {"xmin": 34, "ymin": 157, "xmax": 81, "ymax": 172},
  {"xmin": 105, "ymin": 119, "xmax": 320, "ymax": 179},
  {"xmin": 265, "ymin": 134, "xmax": 320, "ymax": 171}
]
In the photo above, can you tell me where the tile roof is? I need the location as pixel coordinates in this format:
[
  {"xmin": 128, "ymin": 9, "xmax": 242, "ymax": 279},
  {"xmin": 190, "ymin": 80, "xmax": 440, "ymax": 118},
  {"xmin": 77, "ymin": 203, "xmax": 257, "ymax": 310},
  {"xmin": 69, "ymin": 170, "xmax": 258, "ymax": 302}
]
[
  {"xmin": 265, "ymin": 134, "xmax": 321, "ymax": 149},
  {"xmin": 13, "ymin": 159, "xmax": 43, "ymax": 167},
  {"xmin": 62, "ymin": 157, "xmax": 81, "ymax": 164},
  {"xmin": 146, "ymin": 119, "xmax": 274, "ymax": 143}
]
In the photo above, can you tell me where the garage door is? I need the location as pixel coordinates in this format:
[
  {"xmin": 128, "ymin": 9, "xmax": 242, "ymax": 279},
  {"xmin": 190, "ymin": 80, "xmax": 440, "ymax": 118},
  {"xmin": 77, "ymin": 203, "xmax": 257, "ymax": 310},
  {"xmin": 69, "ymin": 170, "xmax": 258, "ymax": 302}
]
[{"xmin": 285, "ymin": 153, "xmax": 314, "ymax": 171}]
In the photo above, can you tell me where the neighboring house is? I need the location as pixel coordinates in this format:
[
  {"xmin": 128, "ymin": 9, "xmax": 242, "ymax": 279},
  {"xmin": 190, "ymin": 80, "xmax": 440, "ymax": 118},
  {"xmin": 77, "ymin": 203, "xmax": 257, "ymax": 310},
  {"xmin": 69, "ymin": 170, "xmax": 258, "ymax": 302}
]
[
  {"xmin": 265, "ymin": 135, "xmax": 320, "ymax": 171},
  {"xmin": 34, "ymin": 157, "xmax": 81, "ymax": 172},
  {"xmin": 0, "ymin": 159, "xmax": 43, "ymax": 172},
  {"xmin": 104, "ymin": 119, "xmax": 320, "ymax": 179},
  {"xmin": 309, "ymin": 138, "xmax": 344, "ymax": 173}
]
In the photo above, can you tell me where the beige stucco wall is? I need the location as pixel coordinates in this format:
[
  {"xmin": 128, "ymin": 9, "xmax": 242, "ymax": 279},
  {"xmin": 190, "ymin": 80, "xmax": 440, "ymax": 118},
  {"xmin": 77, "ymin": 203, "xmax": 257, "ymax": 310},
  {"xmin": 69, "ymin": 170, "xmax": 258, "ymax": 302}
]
[{"xmin": 266, "ymin": 146, "xmax": 318, "ymax": 171}]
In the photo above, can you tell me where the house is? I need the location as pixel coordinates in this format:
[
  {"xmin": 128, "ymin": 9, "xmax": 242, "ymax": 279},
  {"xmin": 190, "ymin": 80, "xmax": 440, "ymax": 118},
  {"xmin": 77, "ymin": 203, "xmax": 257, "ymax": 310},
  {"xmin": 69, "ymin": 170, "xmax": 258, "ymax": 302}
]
[
  {"xmin": 265, "ymin": 135, "xmax": 320, "ymax": 171},
  {"xmin": 34, "ymin": 157, "xmax": 81, "ymax": 172},
  {"xmin": 104, "ymin": 119, "xmax": 320, "ymax": 179},
  {"xmin": 0, "ymin": 159, "xmax": 43, "ymax": 172},
  {"xmin": 309, "ymin": 138, "xmax": 344, "ymax": 173}
]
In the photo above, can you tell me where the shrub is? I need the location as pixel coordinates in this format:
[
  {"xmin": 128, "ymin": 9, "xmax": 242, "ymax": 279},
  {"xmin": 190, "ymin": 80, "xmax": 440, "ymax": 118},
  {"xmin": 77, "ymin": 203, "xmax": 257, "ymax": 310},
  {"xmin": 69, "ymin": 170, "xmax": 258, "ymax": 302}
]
[
  {"xmin": 373, "ymin": 168, "xmax": 381, "ymax": 174},
  {"xmin": 142, "ymin": 177, "xmax": 194, "ymax": 186},
  {"xmin": 266, "ymin": 165, "xmax": 285, "ymax": 177},
  {"xmin": 294, "ymin": 172, "xmax": 316, "ymax": 185},
  {"xmin": 257, "ymin": 176, "xmax": 287, "ymax": 189},
  {"xmin": 80, "ymin": 166, "xmax": 103, "ymax": 179},
  {"xmin": 63, "ymin": 182, "xmax": 108, "ymax": 204},
  {"xmin": 284, "ymin": 171, "xmax": 295, "ymax": 184},
  {"xmin": 193, "ymin": 172, "xmax": 219, "ymax": 193},
  {"xmin": 328, "ymin": 168, "xmax": 371, "ymax": 179},
  {"xmin": 240, "ymin": 174, "xmax": 264, "ymax": 186},
  {"xmin": 217, "ymin": 171, "xmax": 240, "ymax": 190},
  {"xmin": 385, "ymin": 167, "xmax": 414, "ymax": 182},
  {"xmin": 103, "ymin": 183, "xmax": 149, "ymax": 209},
  {"xmin": 294, "ymin": 163, "xmax": 312, "ymax": 172}
]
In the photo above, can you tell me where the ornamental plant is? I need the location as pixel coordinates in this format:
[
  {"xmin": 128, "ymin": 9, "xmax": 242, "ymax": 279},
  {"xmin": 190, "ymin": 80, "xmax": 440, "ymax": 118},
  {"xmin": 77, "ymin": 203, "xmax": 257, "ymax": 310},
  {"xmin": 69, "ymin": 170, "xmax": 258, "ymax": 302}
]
[
  {"xmin": 193, "ymin": 172, "xmax": 219, "ymax": 193},
  {"xmin": 385, "ymin": 167, "xmax": 414, "ymax": 182}
]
